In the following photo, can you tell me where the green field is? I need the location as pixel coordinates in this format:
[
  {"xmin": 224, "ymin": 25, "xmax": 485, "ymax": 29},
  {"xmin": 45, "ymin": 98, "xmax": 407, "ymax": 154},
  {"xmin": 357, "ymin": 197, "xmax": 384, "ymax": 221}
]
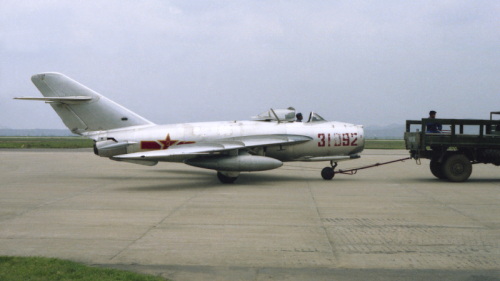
[
  {"xmin": 0, "ymin": 137, "xmax": 406, "ymax": 149},
  {"xmin": 0, "ymin": 137, "xmax": 93, "ymax": 149},
  {"xmin": 0, "ymin": 256, "xmax": 167, "ymax": 281},
  {"xmin": 364, "ymin": 139, "xmax": 405, "ymax": 149}
]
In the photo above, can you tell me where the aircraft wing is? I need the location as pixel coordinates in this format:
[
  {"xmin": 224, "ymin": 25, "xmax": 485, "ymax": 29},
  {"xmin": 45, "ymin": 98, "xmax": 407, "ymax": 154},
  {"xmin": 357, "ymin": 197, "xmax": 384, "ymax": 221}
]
[{"xmin": 112, "ymin": 134, "xmax": 312, "ymax": 161}]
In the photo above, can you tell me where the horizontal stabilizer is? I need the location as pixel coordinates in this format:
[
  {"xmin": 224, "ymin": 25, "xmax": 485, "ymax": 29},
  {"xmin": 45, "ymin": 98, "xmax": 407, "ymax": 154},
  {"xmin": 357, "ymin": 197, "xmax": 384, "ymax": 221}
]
[{"xmin": 14, "ymin": 96, "xmax": 93, "ymax": 104}]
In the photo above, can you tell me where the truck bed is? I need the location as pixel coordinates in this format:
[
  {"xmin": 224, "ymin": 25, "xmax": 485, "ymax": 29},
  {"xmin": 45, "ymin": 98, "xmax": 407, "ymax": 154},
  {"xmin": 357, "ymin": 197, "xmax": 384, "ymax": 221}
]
[{"xmin": 405, "ymin": 118, "xmax": 500, "ymax": 154}]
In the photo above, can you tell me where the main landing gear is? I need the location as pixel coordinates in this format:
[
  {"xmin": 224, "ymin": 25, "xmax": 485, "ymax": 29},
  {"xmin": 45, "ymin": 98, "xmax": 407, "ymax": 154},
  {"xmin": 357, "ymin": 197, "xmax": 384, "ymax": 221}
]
[
  {"xmin": 321, "ymin": 161, "xmax": 338, "ymax": 180},
  {"xmin": 217, "ymin": 171, "xmax": 240, "ymax": 184}
]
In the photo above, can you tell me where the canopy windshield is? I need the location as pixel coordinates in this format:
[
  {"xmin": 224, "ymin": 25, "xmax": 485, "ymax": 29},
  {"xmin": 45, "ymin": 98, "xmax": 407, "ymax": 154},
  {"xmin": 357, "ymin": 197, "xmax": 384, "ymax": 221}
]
[{"xmin": 307, "ymin": 112, "xmax": 326, "ymax": 122}]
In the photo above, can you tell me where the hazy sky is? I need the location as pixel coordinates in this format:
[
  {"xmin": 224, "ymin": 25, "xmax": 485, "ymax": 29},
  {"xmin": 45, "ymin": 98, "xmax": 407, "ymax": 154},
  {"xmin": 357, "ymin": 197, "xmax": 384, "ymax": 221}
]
[{"xmin": 1, "ymin": 0, "xmax": 499, "ymax": 129}]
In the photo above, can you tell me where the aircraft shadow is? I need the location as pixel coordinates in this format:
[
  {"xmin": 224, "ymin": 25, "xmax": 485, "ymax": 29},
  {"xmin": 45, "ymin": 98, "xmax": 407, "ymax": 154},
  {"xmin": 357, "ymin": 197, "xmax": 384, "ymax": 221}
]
[
  {"xmin": 123, "ymin": 175, "xmax": 316, "ymax": 192},
  {"xmin": 99, "ymin": 171, "xmax": 337, "ymax": 192},
  {"xmin": 146, "ymin": 168, "xmax": 318, "ymax": 184},
  {"xmin": 146, "ymin": 169, "xmax": 214, "ymax": 176},
  {"xmin": 399, "ymin": 177, "xmax": 500, "ymax": 184},
  {"xmin": 74, "ymin": 166, "xmax": 363, "ymax": 192},
  {"xmin": 118, "ymin": 181, "xmax": 222, "ymax": 192}
]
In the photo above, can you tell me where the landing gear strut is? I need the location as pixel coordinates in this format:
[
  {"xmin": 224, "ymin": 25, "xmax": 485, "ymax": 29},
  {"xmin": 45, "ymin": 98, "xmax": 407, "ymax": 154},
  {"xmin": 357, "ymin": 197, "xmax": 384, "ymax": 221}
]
[{"xmin": 321, "ymin": 161, "xmax": 337, "ymax": 180}]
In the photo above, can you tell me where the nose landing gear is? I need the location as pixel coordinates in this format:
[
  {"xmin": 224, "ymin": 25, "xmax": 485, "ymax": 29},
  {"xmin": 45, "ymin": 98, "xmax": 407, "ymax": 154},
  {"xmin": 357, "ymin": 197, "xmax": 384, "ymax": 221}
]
[
  {"xmin": 320, "ymin": 157, "xmax": 411, "ymax": 180},
  {"xmin": 321, "ymin": 161, "xmax": 337, "ymax": 180}
]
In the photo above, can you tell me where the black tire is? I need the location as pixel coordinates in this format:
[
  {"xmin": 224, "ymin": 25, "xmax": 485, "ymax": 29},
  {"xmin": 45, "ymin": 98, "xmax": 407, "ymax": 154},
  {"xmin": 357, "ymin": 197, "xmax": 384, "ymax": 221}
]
[
  {"xmin": 217, "ymin": 171, "xmax": 238, "ymax": 184},
  {"xmin": 430, "ymin": 159, "xmax": 447, "ymax": 179},
  {"xmin": 321, "ymin": 167, "xmax": 335, "ymax": 180},
  {"xmin": 442, "ymin": 154, "xmax": 472, "ymax": 182}
]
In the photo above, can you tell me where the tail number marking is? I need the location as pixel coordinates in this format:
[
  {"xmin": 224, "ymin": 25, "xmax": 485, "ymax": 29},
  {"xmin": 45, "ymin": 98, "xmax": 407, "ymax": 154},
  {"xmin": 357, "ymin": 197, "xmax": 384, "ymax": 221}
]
[
  {"xmin": 318, "ymin": 133, "xmax": 326, "ymax": 147},
  {"xmin": 351, "ymin": 133, "xmax": 358, "ymax": 146},
  {"xmin": 318, "ymin": 133, "xmax": 357, "ymax": 147}
]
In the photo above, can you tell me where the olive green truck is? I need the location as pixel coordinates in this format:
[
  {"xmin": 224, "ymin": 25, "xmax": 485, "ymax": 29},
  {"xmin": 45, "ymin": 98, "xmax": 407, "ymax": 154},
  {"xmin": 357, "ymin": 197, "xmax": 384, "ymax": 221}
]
[{"xmin": 404, "ymin": 112, "xmax": 500, "ymax": 182}]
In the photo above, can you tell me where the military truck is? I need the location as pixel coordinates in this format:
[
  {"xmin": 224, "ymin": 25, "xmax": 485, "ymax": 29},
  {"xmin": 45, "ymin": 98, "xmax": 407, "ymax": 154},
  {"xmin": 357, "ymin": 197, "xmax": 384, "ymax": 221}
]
[{"xmin": 404, "ymin": 112, "xmax": 500, "ymax": 182}]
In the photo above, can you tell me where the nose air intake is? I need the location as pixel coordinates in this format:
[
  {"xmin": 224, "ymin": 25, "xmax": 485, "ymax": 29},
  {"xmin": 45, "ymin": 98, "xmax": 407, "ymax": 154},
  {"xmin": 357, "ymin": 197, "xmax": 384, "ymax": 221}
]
[{"xmin": 348, "ymin": 125, "xmax": 365, "ymax": 154}]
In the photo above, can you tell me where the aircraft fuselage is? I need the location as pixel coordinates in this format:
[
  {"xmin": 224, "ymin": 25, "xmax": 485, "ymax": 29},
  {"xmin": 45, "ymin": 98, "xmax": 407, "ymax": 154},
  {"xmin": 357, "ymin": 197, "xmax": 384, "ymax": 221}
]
[
  {"xmin": 18, "ymin": 72, "xmax": 366, "ymax": 183},
  {"xmin": 95, "ymin": 120, "xmax": 364, "ymax": 162}
]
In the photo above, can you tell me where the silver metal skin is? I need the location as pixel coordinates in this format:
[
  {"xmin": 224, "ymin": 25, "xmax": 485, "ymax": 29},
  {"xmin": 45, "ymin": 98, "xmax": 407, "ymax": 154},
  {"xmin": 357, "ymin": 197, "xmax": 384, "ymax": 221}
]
[
  {"xmin": 16, "ymin": 72, "xmax": 365, "ymax": 182},
  {"xmin": 185, "ymin": 154, "xmax": 284, "ymax": 172}
]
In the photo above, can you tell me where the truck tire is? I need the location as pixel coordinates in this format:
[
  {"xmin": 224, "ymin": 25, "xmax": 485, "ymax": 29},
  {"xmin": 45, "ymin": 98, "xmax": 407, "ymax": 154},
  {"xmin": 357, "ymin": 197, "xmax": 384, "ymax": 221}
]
[
  {"xmin": 442, "ymin": 154, "xmax": 472, "ymax": 182},
  {"xmin": 430, "ymin": 159, "xmax": 446, "ymax": 179}
]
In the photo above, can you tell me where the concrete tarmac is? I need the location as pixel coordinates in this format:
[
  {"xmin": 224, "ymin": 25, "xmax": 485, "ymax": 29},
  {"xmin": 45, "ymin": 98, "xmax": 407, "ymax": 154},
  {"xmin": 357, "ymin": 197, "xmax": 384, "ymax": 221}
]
[{"xmin": 0, "ymin": 149, "xmax": 499, "ymax": 280}]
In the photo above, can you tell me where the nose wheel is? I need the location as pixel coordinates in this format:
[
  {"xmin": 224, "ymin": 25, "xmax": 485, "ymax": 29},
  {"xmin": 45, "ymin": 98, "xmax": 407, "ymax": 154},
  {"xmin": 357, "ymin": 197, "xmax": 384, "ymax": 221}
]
[{"xmin": 321, "ymin": 161, "xmax": 337, "ymax": 180}]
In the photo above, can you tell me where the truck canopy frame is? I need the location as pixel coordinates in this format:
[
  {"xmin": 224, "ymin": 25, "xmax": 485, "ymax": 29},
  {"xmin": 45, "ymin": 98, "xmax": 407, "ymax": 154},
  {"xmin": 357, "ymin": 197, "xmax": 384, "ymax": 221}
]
[{"xmin": 406, "ymin": 118, "xmax": 500, "ymax": 151}]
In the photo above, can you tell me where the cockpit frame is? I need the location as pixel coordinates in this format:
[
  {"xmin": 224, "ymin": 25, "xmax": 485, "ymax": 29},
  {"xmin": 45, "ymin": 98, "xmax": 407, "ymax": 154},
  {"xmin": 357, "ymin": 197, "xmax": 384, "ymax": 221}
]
[{"xmin": 307, "ymin": 112, "xmax": 326, "ymax": 123}]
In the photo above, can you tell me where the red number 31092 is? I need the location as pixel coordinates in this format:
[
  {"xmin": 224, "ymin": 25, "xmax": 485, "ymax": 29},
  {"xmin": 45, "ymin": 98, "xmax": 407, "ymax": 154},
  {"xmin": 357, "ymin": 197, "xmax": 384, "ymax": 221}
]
[{"xmin": 318, "ymin": 133, "xmax": 357, "ymax": 147}]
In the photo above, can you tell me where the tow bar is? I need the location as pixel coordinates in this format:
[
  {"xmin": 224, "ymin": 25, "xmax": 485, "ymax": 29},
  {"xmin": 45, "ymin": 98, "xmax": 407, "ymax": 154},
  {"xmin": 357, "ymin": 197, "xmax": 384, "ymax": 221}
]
[{"xmin": 334, "ymin": 157, "xmax": 411, "ymax": 175}]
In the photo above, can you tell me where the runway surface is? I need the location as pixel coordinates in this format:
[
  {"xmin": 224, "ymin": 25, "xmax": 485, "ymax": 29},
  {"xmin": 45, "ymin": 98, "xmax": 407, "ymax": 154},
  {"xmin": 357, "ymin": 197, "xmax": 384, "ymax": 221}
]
[{"xmin": 1, "ymin": 149, "xmax": 499, "ymax": 280}]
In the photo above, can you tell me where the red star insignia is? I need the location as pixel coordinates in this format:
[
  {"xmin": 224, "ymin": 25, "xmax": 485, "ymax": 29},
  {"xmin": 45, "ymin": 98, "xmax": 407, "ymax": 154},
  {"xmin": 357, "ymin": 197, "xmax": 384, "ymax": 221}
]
[{"xmin": 158, "ymin": 134, "xmax": 178, "ymax": 149}]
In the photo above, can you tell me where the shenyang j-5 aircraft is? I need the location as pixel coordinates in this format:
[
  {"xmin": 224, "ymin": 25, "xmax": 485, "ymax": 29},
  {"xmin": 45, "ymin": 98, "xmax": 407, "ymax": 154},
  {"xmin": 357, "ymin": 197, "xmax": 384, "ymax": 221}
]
[{"xmin": 15, "ymin": 73, "xmax": 365, "ymax": 183}]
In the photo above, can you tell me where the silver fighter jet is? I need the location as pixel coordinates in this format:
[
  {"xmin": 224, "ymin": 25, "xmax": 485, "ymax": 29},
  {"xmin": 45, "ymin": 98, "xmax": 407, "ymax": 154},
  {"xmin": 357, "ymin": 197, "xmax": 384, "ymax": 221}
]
[{"xmin": 16, "ymin": 73, "xmax": 364, "ymax": 183}]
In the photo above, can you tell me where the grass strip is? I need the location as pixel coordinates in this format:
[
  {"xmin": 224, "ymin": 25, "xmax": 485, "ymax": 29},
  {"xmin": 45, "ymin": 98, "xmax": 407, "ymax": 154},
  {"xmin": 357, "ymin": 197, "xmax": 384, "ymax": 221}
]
[
  {"xmin": 0, "ymin": 137, "xmax": 406, "ymax": 150},
  {"xmin": 364, "ymin": 139, "xmax": 405, "ymax": 149},
  {"xmin": 0, "ymin": 256, "xmax": 167, "ymax": 281},
  {"xmin": 0, "ymin": 137, "xmax": 93, "ymax": 149}
]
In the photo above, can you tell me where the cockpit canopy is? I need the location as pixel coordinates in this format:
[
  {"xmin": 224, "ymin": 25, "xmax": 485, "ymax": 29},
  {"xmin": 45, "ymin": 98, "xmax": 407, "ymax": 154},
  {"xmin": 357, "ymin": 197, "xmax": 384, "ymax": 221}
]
[
  {"xmin": 253, "ymin": 107, "xmax": 296, "ymax": 122},
  {"xmin": 252, "ymin": 108, "xmax": 327, "ymax": 123},
  {"xmin": 307, "ymin": 112, "xmax": 326, "ymax": 122}
]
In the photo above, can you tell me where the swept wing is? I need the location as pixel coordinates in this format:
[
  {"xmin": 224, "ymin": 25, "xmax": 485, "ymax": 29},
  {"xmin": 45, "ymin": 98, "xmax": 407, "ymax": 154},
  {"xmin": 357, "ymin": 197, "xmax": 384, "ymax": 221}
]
[{"xmin": 113, "ymin": 134, "xmax": 312, "ymax": 162}]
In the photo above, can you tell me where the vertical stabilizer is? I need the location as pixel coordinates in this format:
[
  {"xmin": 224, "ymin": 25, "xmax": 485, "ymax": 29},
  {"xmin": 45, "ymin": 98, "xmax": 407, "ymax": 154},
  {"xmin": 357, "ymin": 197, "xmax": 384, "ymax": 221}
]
[{"xmin": 30, "ymin": 73, "xmax": 154, "ymax": 134}]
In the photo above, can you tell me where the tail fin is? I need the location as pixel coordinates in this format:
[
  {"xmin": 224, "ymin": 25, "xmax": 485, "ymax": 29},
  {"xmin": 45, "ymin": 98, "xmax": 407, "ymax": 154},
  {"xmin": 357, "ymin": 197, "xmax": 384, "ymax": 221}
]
[{"xmin": 29, "ymin": 73, "xmax": 154, "ymax": 134}]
